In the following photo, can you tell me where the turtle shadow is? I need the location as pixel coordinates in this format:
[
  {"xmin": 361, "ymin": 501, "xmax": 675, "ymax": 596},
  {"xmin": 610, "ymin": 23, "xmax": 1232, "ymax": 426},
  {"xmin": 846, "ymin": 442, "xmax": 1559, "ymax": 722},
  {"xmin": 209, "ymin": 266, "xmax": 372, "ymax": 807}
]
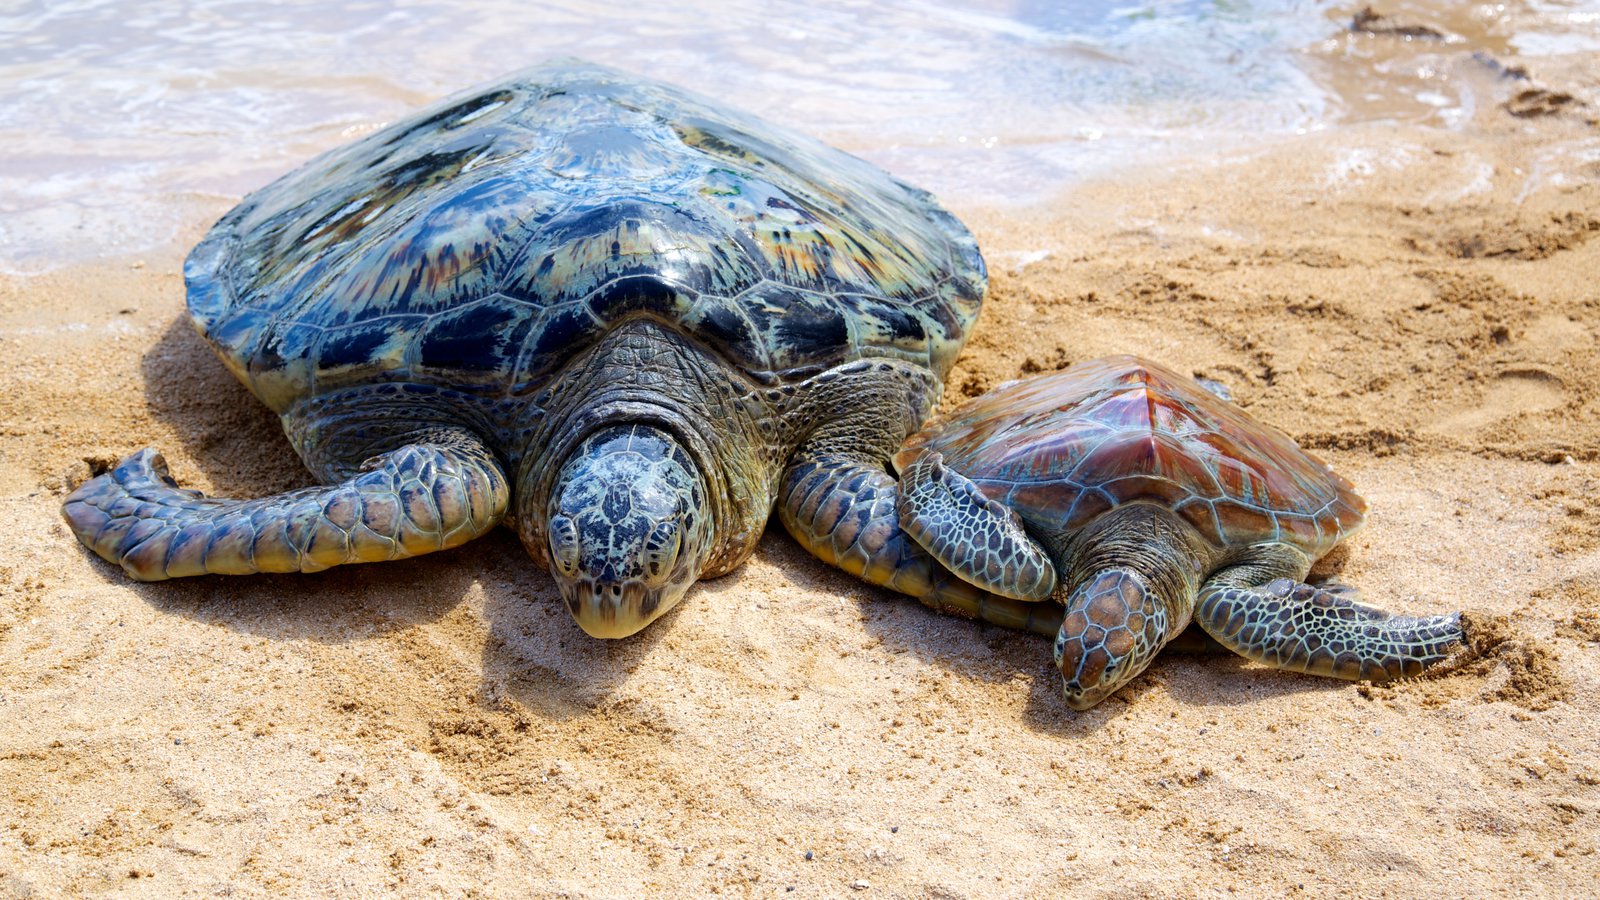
[
  {"xmin": 1109, "ymin": 650, "xmax": 1348, "ymax": 712},
  {"xmin": 138, "ymin": 315, "xmax": 304, "ymax": 497},
  {"xmin": 771, "ymin": 531, "xmax": 1340, "ymax": 734},
  {"xmin": 761, "ymin": 531, "xmax": 1106, "ymax": 735},
  {"xmin": 90, "ymin": 540, "xmax": 476, "ymax": 643},
  {"xmin": 87, "ymin": 520, "xmax": 670, "ymax": 716},
  {"xmin": 474, "ymin": 552, "xmax": 682, "ymax": 722}
]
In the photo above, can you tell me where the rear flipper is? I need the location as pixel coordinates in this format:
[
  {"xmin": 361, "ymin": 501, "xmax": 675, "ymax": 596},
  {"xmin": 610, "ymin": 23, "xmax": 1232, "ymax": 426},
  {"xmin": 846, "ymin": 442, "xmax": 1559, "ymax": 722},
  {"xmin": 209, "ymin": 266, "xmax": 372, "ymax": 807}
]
[
  {"xmin": 1194, "ymin": 576, "xmax": 1464, "ymax": 681},
  {"xmin": 780, "ymin": 450, "xmax": 1062, "ymax": 637},
  {"xmin": 62, "ymin": 436, "xmax": 508, "ymax": 581}
]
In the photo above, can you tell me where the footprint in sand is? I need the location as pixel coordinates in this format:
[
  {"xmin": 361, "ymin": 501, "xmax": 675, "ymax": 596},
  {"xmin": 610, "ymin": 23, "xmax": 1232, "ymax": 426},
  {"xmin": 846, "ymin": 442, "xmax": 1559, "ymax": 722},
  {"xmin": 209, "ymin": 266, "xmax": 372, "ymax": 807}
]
[{"xmin": 1430, "ymin": 368, "xmax": 1567, "ymax": 436}]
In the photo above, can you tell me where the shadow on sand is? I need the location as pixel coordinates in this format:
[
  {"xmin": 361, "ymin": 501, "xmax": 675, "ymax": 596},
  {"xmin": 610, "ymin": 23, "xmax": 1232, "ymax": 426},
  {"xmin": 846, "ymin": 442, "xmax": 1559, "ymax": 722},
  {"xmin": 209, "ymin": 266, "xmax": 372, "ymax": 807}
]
[
  {"xmin": 138, "ymin": 315, "xmax": 300, "ymax": 496},
  {"xmin": 765, "ymin": 526, "xmax": 1342, "ymax": 737}
]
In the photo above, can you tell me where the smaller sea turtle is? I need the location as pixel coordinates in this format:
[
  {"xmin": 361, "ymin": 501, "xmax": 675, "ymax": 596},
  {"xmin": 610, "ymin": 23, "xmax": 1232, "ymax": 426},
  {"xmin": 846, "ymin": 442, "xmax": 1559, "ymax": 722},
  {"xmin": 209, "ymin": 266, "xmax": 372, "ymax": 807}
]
[{"xmin": 785, "ymin": 355, "xmax": 1464, "ymax": 709}]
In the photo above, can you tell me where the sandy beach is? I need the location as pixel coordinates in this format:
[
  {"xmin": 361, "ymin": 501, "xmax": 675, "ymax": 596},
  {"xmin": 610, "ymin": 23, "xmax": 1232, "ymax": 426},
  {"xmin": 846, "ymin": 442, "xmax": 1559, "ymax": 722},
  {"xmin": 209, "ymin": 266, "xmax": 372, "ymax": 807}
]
[{"xmin": 4, "ymin": 11, "xmax": 1600, "ymax": 899}]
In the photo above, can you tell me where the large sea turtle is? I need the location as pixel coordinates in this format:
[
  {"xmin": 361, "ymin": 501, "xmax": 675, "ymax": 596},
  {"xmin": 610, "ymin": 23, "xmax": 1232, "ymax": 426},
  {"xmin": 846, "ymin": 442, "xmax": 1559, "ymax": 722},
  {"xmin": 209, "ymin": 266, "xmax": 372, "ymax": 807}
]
[
  {"xmin": 784, "ymin": 356, "xmax": 1464, "ymax": 708},
  {"xmin": 61, "ymin": 61, "xmax": 985, "ymax": 638}
]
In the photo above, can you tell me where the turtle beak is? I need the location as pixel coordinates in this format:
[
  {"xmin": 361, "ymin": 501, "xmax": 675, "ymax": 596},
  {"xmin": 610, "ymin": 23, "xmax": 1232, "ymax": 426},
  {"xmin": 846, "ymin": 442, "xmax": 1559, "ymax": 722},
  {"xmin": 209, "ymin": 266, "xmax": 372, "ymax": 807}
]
[{"xmin": 556, "ymin": 577, "xmax": 677, "ymax": 639}]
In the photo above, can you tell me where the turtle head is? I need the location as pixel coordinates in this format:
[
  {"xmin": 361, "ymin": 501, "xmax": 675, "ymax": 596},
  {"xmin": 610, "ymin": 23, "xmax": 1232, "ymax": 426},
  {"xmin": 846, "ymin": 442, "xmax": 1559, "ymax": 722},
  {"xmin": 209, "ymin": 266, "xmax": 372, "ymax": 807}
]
[
  {"xmin": 1053, "ymin": 568, "xmax": 1170, "ymax": 710},
  {"xmin": 540, "ymin": 424, "xmax": 713, "ymax": 638}
]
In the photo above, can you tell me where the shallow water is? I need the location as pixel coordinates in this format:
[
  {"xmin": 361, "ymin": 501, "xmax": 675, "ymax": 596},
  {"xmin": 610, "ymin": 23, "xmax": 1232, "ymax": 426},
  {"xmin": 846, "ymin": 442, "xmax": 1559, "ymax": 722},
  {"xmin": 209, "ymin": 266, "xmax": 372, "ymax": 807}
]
[{"xmin": 1, "ymin": 0, "xmax": 1595, "ymax": 271}]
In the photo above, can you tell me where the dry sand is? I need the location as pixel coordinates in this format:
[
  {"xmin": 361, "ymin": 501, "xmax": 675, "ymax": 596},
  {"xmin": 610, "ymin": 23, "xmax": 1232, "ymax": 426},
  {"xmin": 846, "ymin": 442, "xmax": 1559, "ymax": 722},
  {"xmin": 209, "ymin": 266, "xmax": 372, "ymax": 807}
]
[{"xmin": 3, "ymin": 61, "xmax": 1599, "ymax": 900}]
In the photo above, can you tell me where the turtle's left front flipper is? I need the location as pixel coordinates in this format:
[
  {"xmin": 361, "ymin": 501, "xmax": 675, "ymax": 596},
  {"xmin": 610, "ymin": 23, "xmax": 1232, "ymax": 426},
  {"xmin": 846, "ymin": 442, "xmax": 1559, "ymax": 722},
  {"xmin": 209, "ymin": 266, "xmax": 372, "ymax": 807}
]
[
  {"xmin": 62, "ymin": 434, "xmax": 508, "ymax": 580},
  {"xmin": 1194, "ymin": 573, "xmax": 1464, "ymax": 681}
]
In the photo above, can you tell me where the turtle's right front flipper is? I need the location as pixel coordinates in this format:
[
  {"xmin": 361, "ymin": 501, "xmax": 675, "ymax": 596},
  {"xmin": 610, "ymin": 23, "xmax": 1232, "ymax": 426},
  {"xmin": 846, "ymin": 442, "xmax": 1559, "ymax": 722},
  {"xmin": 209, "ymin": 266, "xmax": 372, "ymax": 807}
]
[
  {"xmin": 897, "ymin": 450, "xmax": 1057, "ymax": 601},
  {"xmin": 62, "ymin": 435, "xmax": 508, "ymax": 581},
  {"xmin": 779, "ymin": 450, "xmax": 1063, "ymax": 637}
]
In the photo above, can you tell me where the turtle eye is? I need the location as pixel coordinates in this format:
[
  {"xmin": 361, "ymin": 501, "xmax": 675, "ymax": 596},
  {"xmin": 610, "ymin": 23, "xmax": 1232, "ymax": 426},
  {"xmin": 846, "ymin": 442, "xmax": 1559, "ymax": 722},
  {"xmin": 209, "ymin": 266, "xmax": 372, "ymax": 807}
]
[
  {"xmin": 549, "ymin": 515, "xmax": 580, "ymax": 578},
  {"xmin": 642, "ymin": 520, "xmax": 680, "ymax": 586}
]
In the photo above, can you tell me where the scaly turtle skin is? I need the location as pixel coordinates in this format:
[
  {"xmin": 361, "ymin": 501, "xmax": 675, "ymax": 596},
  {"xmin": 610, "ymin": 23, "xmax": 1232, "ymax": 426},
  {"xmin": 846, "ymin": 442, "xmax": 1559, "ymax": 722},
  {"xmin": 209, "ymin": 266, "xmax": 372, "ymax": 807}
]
[
  {"xmin": 784, "ymin": 356, "xmax": 1463, "ymax": 709},
  {"xmin": 61, "ymin": 61, "xmax": 985, "ymax": 638}
]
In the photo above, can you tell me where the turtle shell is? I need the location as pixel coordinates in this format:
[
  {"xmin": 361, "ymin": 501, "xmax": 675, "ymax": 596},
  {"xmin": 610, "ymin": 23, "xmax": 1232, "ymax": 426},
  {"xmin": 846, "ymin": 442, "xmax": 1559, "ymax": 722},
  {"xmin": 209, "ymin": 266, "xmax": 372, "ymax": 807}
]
[
  {"xmin": 894, "ymin": 356, "xmax": 1366, "ymax": 555},
  {"xmin": 185, "ymin": 60, "xmax": 985, "ymax": 414}
]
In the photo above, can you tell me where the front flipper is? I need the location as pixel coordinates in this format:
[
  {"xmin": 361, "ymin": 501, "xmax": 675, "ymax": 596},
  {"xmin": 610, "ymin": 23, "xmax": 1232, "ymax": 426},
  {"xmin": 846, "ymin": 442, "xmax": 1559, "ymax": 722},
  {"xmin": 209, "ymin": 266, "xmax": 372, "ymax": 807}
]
[
  {"xmin": 62, "ymin": 436, "xmax": 509, "ymax": 581},
  {"xmin": 1194, "ymin": 575, "xmax": 1464, "ymax": 681},
  {"xmin": 779, "ymin": 451, "xmax": 1063, "ymax": 637},
  {"xmin": 896, "ymin": 450, "xmax": 1056, "ymax": 602}
]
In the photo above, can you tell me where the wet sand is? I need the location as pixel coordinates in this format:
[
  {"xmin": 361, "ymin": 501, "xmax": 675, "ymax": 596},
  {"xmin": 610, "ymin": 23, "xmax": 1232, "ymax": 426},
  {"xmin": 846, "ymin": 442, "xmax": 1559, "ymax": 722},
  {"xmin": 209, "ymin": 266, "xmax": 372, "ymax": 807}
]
[{"xmin": 4, "ymin": 52, "xmax": 1600, "ymax": 900}]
